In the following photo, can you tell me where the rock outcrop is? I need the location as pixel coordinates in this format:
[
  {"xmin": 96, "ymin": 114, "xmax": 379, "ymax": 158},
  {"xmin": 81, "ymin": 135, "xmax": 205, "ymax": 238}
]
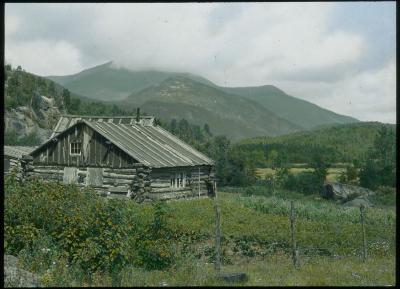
[{"xmin": 5, "ymin": 95, "xmax": 63, "ymax": 144}]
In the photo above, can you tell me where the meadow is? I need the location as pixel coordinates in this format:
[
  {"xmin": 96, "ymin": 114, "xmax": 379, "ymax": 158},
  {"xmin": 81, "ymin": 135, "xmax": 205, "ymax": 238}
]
[
  {"xmin": 4, "ymin": 174, "xmax": 396, "ymax": 287},
  {"xmin": 256, "ymin": 167, "xmax": 346, "ymax": 182}
]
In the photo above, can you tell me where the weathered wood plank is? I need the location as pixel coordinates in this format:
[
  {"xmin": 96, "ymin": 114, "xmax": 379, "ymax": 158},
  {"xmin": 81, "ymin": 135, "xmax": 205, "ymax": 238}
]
[
  {"xmin": 151, "ymin": 184, "xmax": 170, "ymax": 188},
  {"xmin": 29, "ymin": 173, "xmax": 63, "ymax": 181},
  {"xmin": 33, "ymin": 169, "xmax": 64, "ymax": 174},
  {"xmin": 86, "ymin": 167, "xmax": 104, "ymax": 186},
  {"xmin": 151, "ymin": 187, "xmax": 191, "ymax": 193},
  {"xmin": 103, "ymin": 168, "xmax": 137, "ymax": 174},
  {"xmin": 102, "ymin": 172, "xmax": 136, "ymax": 179},
  {"xmin": 103, "ymin": 178, "xmax": 133, "ymax": 185}
]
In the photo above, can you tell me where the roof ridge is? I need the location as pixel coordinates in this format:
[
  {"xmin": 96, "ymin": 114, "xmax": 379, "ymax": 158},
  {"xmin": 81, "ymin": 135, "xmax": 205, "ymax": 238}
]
[{"xmin": 61, "ymin": 114, "xmax": 155, "ymax": 119}]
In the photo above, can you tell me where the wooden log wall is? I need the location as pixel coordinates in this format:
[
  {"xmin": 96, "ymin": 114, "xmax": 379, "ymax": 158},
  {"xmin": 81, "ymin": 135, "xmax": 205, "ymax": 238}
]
[
  {"xmin": 23, "ymin": 163, "xmax": 148, "ymax": 198},
  {"xmin": 21, "ymin": 158, "xmax": 215, "ymax": 202},
  {"xmin": 147, "ymin": 165, "xmax": 215, "ymax": 200}
]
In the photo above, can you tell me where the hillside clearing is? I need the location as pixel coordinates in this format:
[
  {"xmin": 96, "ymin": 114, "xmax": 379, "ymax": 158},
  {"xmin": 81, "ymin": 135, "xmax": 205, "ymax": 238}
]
[{"xmin": 256, "ymin": 167, "xmax": 346, "ymax": 182}]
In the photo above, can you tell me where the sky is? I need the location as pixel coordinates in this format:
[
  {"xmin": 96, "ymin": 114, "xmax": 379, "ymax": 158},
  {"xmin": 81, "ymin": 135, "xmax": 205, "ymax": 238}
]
[{"xmin": 5, "ymin": 2, "xmax": 396, "ymax": 123}]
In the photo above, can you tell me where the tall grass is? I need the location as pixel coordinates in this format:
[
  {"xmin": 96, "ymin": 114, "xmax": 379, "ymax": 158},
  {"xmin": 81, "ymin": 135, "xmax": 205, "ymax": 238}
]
[{"xmin": 39, "ymin": 254, "xmax": 395, "ymax": 286}]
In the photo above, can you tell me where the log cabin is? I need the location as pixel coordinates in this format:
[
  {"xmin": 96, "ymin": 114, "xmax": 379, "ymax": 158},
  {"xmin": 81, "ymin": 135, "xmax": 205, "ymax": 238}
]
[{"xmin": 26, "ymin": 114, "xmax": 215, "ymax": 202}]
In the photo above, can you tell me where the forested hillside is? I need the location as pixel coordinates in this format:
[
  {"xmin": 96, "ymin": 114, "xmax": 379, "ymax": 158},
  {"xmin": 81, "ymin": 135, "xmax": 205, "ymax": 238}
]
[{"xmin": 240, "ymin": 122, "xmax": 396, "ymax": 166}]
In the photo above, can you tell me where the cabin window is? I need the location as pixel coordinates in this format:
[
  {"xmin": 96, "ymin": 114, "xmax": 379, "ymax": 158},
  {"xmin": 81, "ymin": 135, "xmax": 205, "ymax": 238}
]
[
  {"xmin": 70, "ymin": 141, "xmax": 82, "ymax": 155},
  {"xmin": 171, "ymin": 172, "xmax": 186, "ymax": 188}
]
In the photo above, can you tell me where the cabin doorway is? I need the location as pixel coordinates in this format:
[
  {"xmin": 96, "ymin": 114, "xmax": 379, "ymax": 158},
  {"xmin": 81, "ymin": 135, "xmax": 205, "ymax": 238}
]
[
  {"xmin": 63, "ymin": 167, "xmax": 78, "ymax": 184},
  {"xmin": 86, "ymin": 167, "xmax": 103, "ymax": 187}
]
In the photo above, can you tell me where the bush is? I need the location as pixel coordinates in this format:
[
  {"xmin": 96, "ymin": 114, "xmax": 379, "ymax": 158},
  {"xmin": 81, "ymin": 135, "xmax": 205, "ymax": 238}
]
[
  {"xmin": 18, "ymin": 233, "xmax": 61, "ymax": 274},
  {"xmin": 4, "ymin": 176, "xmax": 177, "ymax": 275},
  {"xmin": 338, "ymin": 165, "xmax": 358, "ymax": 185},
  {"xmin": 276, "ymin": 168, "xmax": 320, "ymax": 195},
  {"xmin": 376, "ymin": 186, "xmax": 396, "ymax": 195},
  {"xmin": 293, "ymin": 172, "xmax": 321, "ymax": 194}
]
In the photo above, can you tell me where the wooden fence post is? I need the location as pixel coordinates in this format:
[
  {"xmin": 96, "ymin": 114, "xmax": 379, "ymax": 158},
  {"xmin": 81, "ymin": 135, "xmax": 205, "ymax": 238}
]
[
  {"xmin": 213, "ymin": 183, "xmax": 221, "ymax": 273},
  {"xmin": 290, "ymin": 201, "xmax": 299, "ymax": 268},
  {"xmin": 360, "ymin": 204, "xmax": 367, "ymax": 262}
]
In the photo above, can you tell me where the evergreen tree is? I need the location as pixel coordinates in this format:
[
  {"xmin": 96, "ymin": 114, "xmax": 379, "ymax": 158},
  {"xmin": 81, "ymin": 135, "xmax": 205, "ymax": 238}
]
[
  {"xmin": 360, "ymin": 125, "xmax": 396, "ymax": 189},
  {"xmin": 310, "ymin": 154, "xmax": 330, "ymax": 186},
  {"xmin": 170, "ymin": 119, "xmax": 177, "ymax": 134},
  {"xmin": 63, "ymin": 88, "xmax": 71, "ymax": 110},
  {"xmin": 203, "ymin": 123, "xmax": 212, "ymax": 136}
]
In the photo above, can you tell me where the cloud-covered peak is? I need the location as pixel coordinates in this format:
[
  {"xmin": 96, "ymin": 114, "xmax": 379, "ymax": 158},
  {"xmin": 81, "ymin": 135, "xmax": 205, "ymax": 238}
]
[{"xmin": 5, "ymin": 2, "xmax": 396, "ymax": 123}]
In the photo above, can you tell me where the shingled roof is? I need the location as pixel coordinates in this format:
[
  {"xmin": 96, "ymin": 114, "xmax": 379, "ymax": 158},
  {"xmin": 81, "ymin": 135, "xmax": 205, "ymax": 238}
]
[
  {"xmin": 4, "ymin": 146, "xmax": 37, "ymax": 159},
  {"xmin": 42, "ymin": 115, "xmax": 214, "ymax": 168},
  {"xmin": 51, "ymin": 115, "xmax": 156, "ymax": 138}
]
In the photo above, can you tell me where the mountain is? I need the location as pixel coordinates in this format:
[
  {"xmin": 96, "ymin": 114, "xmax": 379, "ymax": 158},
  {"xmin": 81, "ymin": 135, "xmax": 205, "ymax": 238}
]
[
  {"xmin": 121, "ymin": 76, "xmax": 302, "ymax": 140},
  {"xmin": 222, "ymin": 85, "xmax": 358, "ymax": 130},
  {"xmin": 47, "ymin": 61, "xmax": 215, "ymax": 101},
  {"xmin": 46, "ymin": 61, "xmax": 359, "ymax": 140}
]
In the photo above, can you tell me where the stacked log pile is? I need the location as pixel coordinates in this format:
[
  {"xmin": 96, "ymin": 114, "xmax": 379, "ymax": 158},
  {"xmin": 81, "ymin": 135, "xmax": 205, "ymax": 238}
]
[
  {"xmin": 128, "ymin": 166, "xmax": 152, "ymax": 203},
  {"xmin": 6, "ymin": 158, "xmax": 21, "ymax": 175}
]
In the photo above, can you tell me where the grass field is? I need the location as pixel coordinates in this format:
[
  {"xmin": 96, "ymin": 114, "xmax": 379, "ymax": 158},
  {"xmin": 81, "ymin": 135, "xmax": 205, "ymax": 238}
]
[
  {"xmin": 66, "ymin": 255, "xmax": 394, "ymax": 286},
  {"xmin": 256, "ymin": 167, "xmax": 346, "ymax": 182}
]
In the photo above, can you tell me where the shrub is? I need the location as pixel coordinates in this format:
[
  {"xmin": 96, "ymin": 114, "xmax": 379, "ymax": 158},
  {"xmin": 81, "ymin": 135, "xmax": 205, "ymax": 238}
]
[
  {"xmin": 4, "ymin": 176, "xmax": 178, "ymax": 275},
  {"xmin": 18, "ymin": 233, "xmax": 61, "ymax": 274},
  {"xmin": 376, "ymin": 186, "xmax": 396, "ymax": 195},
  {"xmin": 276, "ymin": 169, "xmax": 320, "ymax": 195},
  {"xmin": 338, "ymin": 165, "xmax": 359, "ymax": 185}
]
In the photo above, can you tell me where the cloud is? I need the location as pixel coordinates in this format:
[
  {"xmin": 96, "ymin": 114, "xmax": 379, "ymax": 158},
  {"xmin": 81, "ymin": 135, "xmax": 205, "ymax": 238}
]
[
  {"xmin": 4, "ymin": 3, "xmax": 396, "ymax": 123},
  {"xmin": 5, "ymin": 40, "xmax": 84, "ymax": 76},
  {"xmin": 274, "ymin": 57, "xmax": 396, "ymax": 124},
  {"xmin": 5, "ymin": 3, "xmax": 364, "ymax": 79},
  {"xmin": 5, "ymin": 13, "xmax": 20, "ymax": 37}
]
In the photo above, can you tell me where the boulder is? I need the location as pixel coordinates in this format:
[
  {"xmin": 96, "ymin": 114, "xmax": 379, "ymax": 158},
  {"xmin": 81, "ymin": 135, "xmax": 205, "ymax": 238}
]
[
  {"xmin": 3, "ymin": 255, "xmax": 42, "ymax": 287},
  {"xmin": 343, "ymin": 197, "xmax": 372, "ymax": 208},
  {"xmin": 320, "ymin": 182, "xmax": 375, "ymax": 202}
]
